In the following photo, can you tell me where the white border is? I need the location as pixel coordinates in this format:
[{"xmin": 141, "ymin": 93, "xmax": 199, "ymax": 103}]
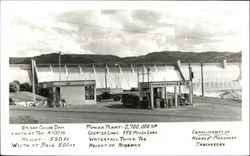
[{"xmin": 1, "ymin": 1, "xmax": 249, "ymax": 155}]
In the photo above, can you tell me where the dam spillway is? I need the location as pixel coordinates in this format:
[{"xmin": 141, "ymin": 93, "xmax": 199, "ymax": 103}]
[
  {"xmin": 9, "ymin": 62, "xmax": 242, "ymax": 98},
  {"xmin": 35, "ymin": 64, "xmax": 183, "ymax": 89},
  {"xmin": 180, "ymin": 63, "xmax": 241, "ymax": 97}
]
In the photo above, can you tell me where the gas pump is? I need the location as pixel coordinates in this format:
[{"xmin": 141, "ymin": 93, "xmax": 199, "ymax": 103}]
[
  {"xmin": 153, "ymin": 87, "xmax": 170, "ymax": 108},
  {"xmin": 153, "ymin": 88, "xmax": 161, "ymax": 108},
  {"xmin": 141, "ymin": 88, "xmax": 151, "ymax": 108}
]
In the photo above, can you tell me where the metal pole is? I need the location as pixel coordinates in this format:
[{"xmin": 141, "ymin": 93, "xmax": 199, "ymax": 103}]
[
  {"xmin": 188, "ymin": 63, "xmax": 193, "ymax": 105},
  {"xmin": 31, "ymin": 59, "xmax": 36, "ymax": 105},
  {"xmin": 174, "ymin": 86, "xmax": 178, "ymax": 107},
  {"xmin": 142, "ymin": 66, "xmax": 144, "ymax": 82},
  {"xmin": 179, "ymin": 85, "xmax": 181, "ymax": 95},
  {"xmin": 115, "ymin": 64, "xmax": 118, "ymax": 88},
  {"xmin": 105, "ymin": 64, "xmax": 107, "ymax": 89},
  {"xmin": 137, "ymin": 64, "xmax": 139, "ymax": 87},
  {"xmin": 150, "ymin": 86, "xmax": 154, "ymax": 109},
  {"xmin": 147, "ymin": 68, "xmax": 150, "ymax": 82},
  {"xmin": 201, "ymin": 62, "xmax": 204, "ymax": 96},
  {"xmin": 59, "ymin": 52, "xmax": 61, "ymax": 103}
]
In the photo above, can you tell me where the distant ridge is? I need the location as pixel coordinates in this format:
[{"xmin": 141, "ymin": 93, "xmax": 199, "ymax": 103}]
[{"xmin": 9, "ymin": 51, "xmax": 241, "ymax": 64}]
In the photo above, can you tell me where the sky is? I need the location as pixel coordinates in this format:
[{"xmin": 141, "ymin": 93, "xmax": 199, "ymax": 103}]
[{"xmin": 1, "ymin": 1, "xmax": 248, "ymax": 57}]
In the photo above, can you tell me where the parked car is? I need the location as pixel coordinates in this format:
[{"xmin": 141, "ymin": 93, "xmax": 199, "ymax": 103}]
[
  {"xmin": 122, "ymin": 90, "xmax": 140, "ymax": 108},
  {"xmin": 97, "ymin": 92, "xmax": 122, "ymax": 102}
]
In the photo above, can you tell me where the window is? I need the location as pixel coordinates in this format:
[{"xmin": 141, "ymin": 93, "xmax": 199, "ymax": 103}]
[{"xmin": 85, "ymin": 85, "xmax": 95, "ymax": 100}]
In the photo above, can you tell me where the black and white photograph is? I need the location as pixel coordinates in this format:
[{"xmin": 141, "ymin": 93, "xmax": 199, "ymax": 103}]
[
  {"xmin": 7, "ymin": 2, "xmax": 244, "ymax": 124},
  {"xmin": 1, "ymin": 1, "xmax": 249, "ymax": 155}
]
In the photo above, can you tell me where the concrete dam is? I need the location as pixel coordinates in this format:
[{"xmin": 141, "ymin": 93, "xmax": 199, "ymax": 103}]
[{"xmin": 9, "ymin": 61, "xmax": 241, "ymax": 98}]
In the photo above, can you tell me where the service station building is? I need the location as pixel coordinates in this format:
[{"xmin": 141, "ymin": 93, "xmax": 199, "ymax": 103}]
[
  {"xmin": 138, "ymin": 80, "xmax": 192, "ymax": 109},
  {"xmin": 41, "ymin": 80, "xmax": 96, "ymax": 105}
]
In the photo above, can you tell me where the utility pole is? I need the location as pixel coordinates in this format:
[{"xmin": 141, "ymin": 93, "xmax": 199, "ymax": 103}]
[
  {"xmin": 31, "ymin": 59, "xmax": 36, "ymax": 105},
  {"xmin": 115, "ymin": 64, "xmax": 118, "ymax": 88},
  {"xmin": 137, "ymin": 64, "xmax": 139, "ymax": 87},
  {"xmin": 142, "ymin": 66, "xmax": 144, "ymax": 82},
  {"xmin": 59, "ymin": 51, "xmax": 62, "ymax": 104},
  {"xmin": 147, "ymin": 68, "xmax": 150, "ymax": 82},
  {"xmin": 105, "ymin": 64, "xmax": 107, "ymax": 89},
  {"xmin": 188, "ymin": 63, "xmax": 193, "ymax": 105},
  {"xmin": 201, "ymin": 62, "xmax": 204, "ymax": 96}
]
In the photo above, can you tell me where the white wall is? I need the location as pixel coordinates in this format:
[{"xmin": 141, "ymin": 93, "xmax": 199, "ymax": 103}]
[{"xmin": 61, "ymin": 86, "xmax": 96, "ymax": 105}]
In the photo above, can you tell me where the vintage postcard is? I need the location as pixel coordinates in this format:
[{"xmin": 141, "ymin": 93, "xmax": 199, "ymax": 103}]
[{"xmin": 1, "ymin": 1, "xmax": 249, "ymax": 155}]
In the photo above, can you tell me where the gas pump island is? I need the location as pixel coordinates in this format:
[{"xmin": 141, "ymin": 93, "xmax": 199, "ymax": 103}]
[{"xmin": 138, "ymin": 80, "xmax": 193, "ymax": 109}]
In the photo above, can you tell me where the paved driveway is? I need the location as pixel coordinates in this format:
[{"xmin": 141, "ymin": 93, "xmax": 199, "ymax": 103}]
[{"xmin": 9, "ymin": 97, "xmax": 241, "ymax": 123}]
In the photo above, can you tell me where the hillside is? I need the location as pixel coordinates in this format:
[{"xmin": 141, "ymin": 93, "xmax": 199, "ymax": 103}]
[{"xmin": 9, "ymin": 51, "xmax": 241, "ymax": 64}]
